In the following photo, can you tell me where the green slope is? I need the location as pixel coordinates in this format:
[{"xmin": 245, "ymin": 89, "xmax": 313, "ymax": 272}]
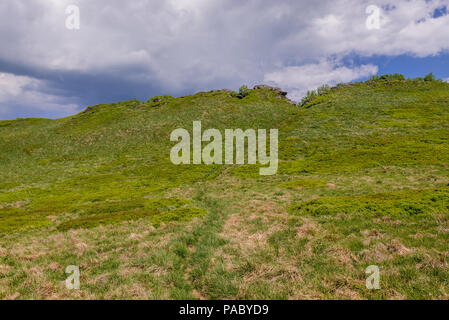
[{"xmin": 0, "ymin": 79, "xmax": 448, "ymax": 299}]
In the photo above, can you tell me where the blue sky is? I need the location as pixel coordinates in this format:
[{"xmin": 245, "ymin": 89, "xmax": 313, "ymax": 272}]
[
  {"xmin": 1, "ymin": 0, "xmax": 449, "ymax": 120},
  {"xmin": 348, "ymin": 54, "xmax": 449, "ymax": 80}
]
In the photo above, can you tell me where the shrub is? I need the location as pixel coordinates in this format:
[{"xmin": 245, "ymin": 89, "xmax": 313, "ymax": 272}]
[
  {"xmin": 299, "ymin": 85, "xmax": 331, "ymax": 107},
  {"xmin": 57, "ymin": 206, "xmax": 206, "ymax": 231},
  {"xmin": 368, "ymin": 75, "xmax": 381, "ymax": 81},
  {"xmin": 424, "ymin": 72, "xmax": 436, "ymax": 82},
  {"xmin": 239, "ymin": 85, "xmax": 249, "ymax": 96},
  {"xmin": 289, "ymin": 187, "xmax": 449, "ymax": 217},
  {"xmin": 317, "ymin": 84, "xmax": 331, "ymax": 95},
  {"xmin": 380, "ymin": 73, "xmax": 405, "ymax": 81},
  {"xmin": 147, "ymin": 95, "xmax": 173, "ymax": 103},
  {"xmin": 231, "ymin": 85, "xmax": 250, "ymax": 99},
  {"xmin": 367, "ymin": 74, "xmax": 405, "ymax": 82},
  {"xmin": 299, "ymin": 91, "xmax": 316, "ymax": 107}
]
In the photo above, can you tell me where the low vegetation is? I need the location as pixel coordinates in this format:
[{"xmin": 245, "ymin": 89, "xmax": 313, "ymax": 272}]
[{"xmin": 0, "ymin": 76, "xmax": 448, "ymax": 299}]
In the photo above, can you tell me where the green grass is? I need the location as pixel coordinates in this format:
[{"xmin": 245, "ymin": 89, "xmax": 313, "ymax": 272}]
[
  {"xmin": 0, "ymin": 81, "xmax": 449, "ymax": 299},
  {"xmin": 57, "ymin": 207, "xmax": 206, "ymax": 231},
  {"xmin": 280, "ymin": 179, "xmax": 328, "ymax": 190},
  {"xmin": 290, "ymin": 187, "xmax": 449, "ymax": 217}
]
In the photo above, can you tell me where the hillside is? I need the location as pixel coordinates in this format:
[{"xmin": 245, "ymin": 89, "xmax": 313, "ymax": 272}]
[{"xmin": 0, "ymin": 79, "xmax": 449, "ymax": 299}]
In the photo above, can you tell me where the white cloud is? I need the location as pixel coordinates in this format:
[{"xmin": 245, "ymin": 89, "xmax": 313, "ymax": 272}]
[
  {"xmin": 264, "ymin": 61, "xmax": 378, "ymax": 101},
  {"xmin": 3, "ymin": 1, "xmax": 448, "ymax": 72},
  {"xmin": 0, "ymin": 73, "xmax": 80, "ymax": 119},
  {"xmin": 296, "ymin": 0, "xmax": 449, "ymax": 58}
]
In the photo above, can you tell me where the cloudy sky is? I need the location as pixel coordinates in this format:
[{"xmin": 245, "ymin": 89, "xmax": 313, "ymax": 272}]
[{"xmin": 1, "ymin": 0, "xmax": 449, "ymax": 120}]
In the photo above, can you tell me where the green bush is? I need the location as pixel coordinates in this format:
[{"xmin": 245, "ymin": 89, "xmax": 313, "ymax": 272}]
[
  {"xmin": 147, "ymin": 95, "xmax": 173, "ymax": 103},
  {"xmin": 57, "ymin": 206, "xmax": 206, "ymax": 231},
  {"xmin": 380, "ymin": 73, "xmax": 405, "ymax": 81},
  {"xmin": 289, "ymin": 187, "xmax": 449, "ymax": 217},
  {"xmin": 299, "ymin": 85, "xmax": 331, "ymax": 107},
  {"xmin": 367, "ymin": 74, "xmax": 405, "ymax": 82},
  {"xmin": 424, "ymin": 72, "xmax": 436, "ymax": 82},
  {"xmin": 366, "ymin": 72, "xmax": 443, "ymax": 83},
  {"xmin": 231, "ymin": 85, "xmax": 250, "ymax": 99},
  {"xmin": 239, "ymin": 85, "xmax": 249, "ymax": 96},
  {"xmin": 316, "ymin": 84, "xmax": 331, "ymax": 95}
]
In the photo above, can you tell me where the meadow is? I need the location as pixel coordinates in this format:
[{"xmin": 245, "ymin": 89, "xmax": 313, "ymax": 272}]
[{"xmin": 0, "ymin": 78, "xmax": 448, "ymax": 299}]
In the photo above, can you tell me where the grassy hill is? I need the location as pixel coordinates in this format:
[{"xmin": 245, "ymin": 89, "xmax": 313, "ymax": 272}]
[{"xmin": 0, "ymin": 78, "xmax": 449, "ymax": 299}]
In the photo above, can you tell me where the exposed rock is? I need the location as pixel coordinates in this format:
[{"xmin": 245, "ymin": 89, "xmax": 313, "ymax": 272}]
[
  {"xmin": 210, "ymin": 89, "xmax": 233, "ymax": 93},
  {"xmin": 209, "ymin": 89, "xmax": 234, "ymax": 97},
  {"xmin": 81, "ymin": 106, "xmax": 97, "ymax": 114},
  {"xmin": 280, "ymin": 96, "xmax": 297, "ymax": 105},
  {"xmin": 253, "ymin": 84, "xmax": 287, "ymax": 96},
  {"xmin": 148, "ymin": 95, "xmax": 173, "ymax": 103}
]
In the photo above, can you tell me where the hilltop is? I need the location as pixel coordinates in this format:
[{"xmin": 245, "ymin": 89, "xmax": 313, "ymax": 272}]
[{"xmin": 0, "ymin": 78, "xmax": 449, "ymax": 299}]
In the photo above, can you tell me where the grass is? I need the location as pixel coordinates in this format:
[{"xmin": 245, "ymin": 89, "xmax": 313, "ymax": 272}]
[
  {"xmin": 280, "ymin": 179, "xmax": 328, "ymax": 190},
  {"xmin": 0, "ymin": 80, "xmax": 449, "ymax": 299},
  {"xmin": 290, "ymin": 187, "xmax": 449, "ymax": 216}
]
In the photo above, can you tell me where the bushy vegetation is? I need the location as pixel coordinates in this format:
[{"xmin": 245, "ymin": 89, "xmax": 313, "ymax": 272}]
[
  {"xmin": 423, "ymin": 72, "xmax": 437, "ymax": 82},
  {"xmin": 368, "ymin": 73, "xmax": 405, "ymax": 82},
  {"xmin": 368, "ymin": 72, "xmax": 441, "ymax": 83},
  {"xmin": 290, "ymin": 187, "xmax": 449, "ymax": 216},
  {"xmin": 57, "ymin": 206, "xmax": 205, "ymax": 231},
  {"xmin": 299, "ymin": 72, "xmax": 443, "ymax": 109},
  {"xmin": 299, "ymin": 84, "xmax": 332, "ymax": 107},
  {"xmin": 147, "ymin": 95, "xmax": 174, "ymax": 103},
  {"xmin": 230, "ymin": 85, "xmax": 250, "ymax": 99}
]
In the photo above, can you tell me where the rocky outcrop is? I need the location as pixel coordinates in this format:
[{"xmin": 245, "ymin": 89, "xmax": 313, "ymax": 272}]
[
  {"xmin": 209, "ymin": 89, "xmax": 233, "ymax": 94},
  {"xmin": 253, "ymin": 85, "xmax": 288, "ymax": 96},
  {"xmin": 253, "ymin": 85, "xmax": 296, "ymax": 105}
]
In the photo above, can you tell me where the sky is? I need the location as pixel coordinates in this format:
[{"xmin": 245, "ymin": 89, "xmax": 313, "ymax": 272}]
[{"xmin": 1, "ymin": 0, "xmax": 449, "ymax": 120}]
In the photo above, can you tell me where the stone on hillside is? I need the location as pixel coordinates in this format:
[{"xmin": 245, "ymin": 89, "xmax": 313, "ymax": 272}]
[{"xmin": 253, "ymin": 84, "xmax": 288, "ymax": 96}]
